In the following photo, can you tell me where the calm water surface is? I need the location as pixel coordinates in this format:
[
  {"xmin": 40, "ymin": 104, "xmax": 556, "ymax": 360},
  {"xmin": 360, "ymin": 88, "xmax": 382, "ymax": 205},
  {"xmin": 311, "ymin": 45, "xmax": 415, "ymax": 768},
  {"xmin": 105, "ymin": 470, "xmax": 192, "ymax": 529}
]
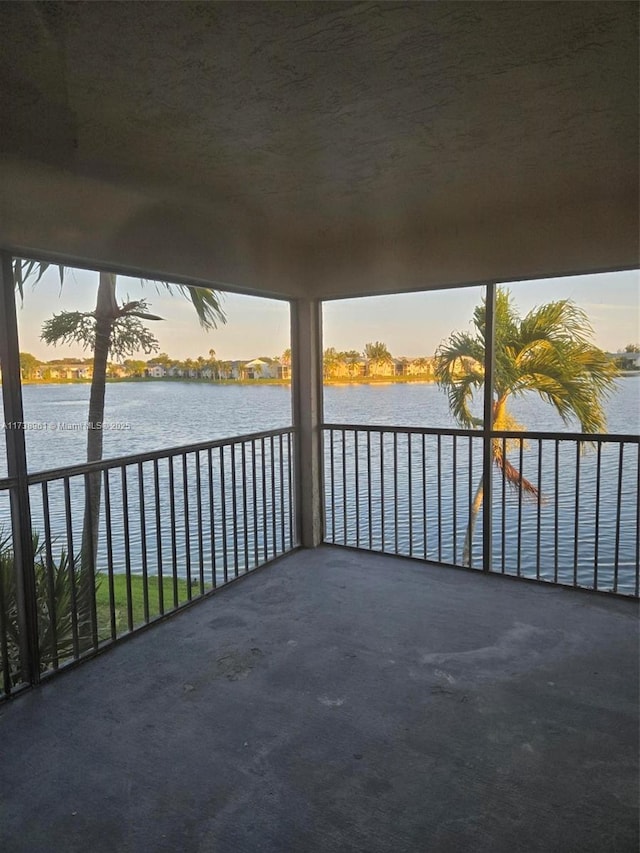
[
  {"xmin": 1, "ymin": 376, "xmax": 637, "ymax": 474},
  {"xmin": 0, "ymin": 378, "xmax": 638, "ymax": 593}
]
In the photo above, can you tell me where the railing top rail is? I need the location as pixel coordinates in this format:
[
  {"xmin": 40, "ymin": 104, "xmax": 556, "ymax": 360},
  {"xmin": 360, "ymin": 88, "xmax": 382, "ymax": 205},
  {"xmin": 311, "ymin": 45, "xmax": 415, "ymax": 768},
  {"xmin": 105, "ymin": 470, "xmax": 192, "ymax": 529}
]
[
  {"xmin": 488, "ymin": 429, "xmax": 639, "ymax": 443},
  {"xmin": 0, "ymin": 476, "xmax": 16, "ymax": 490},
  {"xmin": 322, "ymin": 423, "xmax": 639, "ymax": 444},
  {"xmin": 24, "ymin": 426, "xmax": 295, "ymax": 485},
  {"xmin": 323, "ymin": 423, "xmax": 481, "ymax": 438}
]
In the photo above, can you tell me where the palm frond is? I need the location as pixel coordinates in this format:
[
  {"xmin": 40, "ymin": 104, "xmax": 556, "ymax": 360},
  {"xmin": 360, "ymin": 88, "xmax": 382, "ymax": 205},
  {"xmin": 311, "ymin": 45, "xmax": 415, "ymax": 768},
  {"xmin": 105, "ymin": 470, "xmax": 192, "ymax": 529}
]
[
  {"xmin": 12, "ymin": 259, "xmax": 63, "ymax": 302},
  {"xmin": 157, "ymin": 282, "xmax": 226, "ymax": 331}
]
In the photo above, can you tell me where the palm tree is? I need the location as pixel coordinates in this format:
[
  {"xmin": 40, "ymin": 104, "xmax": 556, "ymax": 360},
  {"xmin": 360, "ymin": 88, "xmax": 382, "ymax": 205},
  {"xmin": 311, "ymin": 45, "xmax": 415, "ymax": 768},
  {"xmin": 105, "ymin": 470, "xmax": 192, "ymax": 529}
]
[
  {"xmin": 208, "ymin": 348, "xmax": 220, "ymax": 379},
  {"xmin": 364, "ymin": 341, "xmax": 392, "ymax": 363},
  {"xmin": 323, "ymin": 347, "xmax": 341, "ymax": 380},
  {"xmin": 31, "ymin": 265, "xmax": 225, "ymax": 574},
  {"xmin": 364, "ymin": 341, "xmax": 393, "ymax": 378},
  {"xmin": 343, "ymin": 350, "xmax": 363, "ymax": 378},
  {"xmin": 411, "ymin": 356, "xmax": 433, "ymax": 378},
  {"xmin": 435, "ymin": 288, "xmax": 618, "ymax": 566}
]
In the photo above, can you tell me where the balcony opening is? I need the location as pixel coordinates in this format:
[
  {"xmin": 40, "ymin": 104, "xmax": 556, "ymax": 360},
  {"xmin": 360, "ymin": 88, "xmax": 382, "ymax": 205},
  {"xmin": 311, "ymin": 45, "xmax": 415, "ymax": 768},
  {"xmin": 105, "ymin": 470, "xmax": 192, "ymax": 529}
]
[
  {"xmin": 321, "ymin": 273, "xmax": 639, "ymax": 593},
  {"xmin": 1, "ymin": 258, "xmax": 295, "ymax": 697}
]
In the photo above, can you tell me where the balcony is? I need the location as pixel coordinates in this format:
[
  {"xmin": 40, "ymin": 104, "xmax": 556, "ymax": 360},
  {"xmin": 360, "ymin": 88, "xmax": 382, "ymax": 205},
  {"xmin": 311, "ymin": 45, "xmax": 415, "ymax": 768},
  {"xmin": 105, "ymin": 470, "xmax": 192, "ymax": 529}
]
[
  {"xmin": 1, "ymin": 3, "xmax": 638, "ymax": 850},
  {"xmin": 1, "ymin": 545, "xmax": 637, "ymax": 852}
]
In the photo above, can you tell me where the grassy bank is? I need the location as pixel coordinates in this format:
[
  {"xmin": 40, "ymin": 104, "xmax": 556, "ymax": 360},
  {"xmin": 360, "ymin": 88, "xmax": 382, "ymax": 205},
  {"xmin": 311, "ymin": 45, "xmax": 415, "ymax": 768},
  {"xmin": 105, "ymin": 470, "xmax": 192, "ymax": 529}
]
[{"xmin": 95, "ymin": 573, "xmax": 196, "ymax": 639}]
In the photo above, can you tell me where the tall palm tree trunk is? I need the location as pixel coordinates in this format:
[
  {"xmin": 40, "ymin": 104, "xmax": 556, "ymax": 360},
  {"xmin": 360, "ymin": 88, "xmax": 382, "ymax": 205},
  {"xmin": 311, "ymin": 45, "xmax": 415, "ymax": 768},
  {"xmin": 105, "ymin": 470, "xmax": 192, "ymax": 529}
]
[
  {"xmin": 80, "ymin": 274, "xmax": 117, "ymax": 642},
  {"xmin": 462, "ymin": 476, "xmax": 484, "ymax": 567}
]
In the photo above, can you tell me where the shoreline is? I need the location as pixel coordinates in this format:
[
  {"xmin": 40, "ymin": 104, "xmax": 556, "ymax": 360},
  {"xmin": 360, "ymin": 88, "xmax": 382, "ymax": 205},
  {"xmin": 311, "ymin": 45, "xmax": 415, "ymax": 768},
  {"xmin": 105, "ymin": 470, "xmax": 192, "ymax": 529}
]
[
  {"xmin": 10, "ymin": 371, "xmax": 640, "ymax": 388},
  {"xmin": 16, "ymin": 376, "xmax": 439, "ymax": 387}
]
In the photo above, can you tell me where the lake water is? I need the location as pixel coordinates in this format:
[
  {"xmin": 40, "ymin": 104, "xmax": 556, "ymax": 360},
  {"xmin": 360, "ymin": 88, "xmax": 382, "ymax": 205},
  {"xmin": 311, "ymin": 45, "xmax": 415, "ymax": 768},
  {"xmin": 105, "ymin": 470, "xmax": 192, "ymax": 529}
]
[
  {"xmin": 1, "ymin": 376, "xmax": 638, "ymax": 474},
  {"xmin": 1, "ymin": 378, "xmax": 638, "ymax": 593}
]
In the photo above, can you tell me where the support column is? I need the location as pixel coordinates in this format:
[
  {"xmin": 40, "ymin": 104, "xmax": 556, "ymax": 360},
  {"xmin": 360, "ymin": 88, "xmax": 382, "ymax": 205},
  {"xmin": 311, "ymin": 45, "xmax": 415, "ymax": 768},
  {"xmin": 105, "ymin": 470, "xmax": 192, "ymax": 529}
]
[
  {"xmin": 291, "ymin": 298, "xmax": 324, "ymax": 547},
  {"xmin": 0, "ymin": 252, "xmax": 40, "ymax": 683},
  {"xmin": 482, "ymin": 282, "xmax": 496, "ymax": 572}
]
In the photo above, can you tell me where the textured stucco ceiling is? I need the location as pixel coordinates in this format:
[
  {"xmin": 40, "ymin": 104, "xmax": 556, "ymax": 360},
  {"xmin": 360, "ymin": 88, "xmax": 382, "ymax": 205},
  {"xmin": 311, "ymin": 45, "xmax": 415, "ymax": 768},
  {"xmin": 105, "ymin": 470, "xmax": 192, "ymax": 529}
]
[{"xmin": 1, "ymin": 1, "xmax": 638, "ymax": 296}]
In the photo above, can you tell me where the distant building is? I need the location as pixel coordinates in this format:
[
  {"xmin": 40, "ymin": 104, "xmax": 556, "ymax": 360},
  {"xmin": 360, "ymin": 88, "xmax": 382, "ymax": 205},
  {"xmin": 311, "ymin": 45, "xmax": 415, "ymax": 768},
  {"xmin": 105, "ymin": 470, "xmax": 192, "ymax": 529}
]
[
  {"xmin": 46, "ymin": 362, "xmax": 93, "ymax": 380},
  {"xmin": 146, "ymin": 363, "xmax": 166, "ymax": 378},
  {"xmin": 608, "ymin": 351, "xmax": 640, "ymax": 369},
  {"xmin": 241, "ymin": 358, "xmax": 277, "ymax": 379}
]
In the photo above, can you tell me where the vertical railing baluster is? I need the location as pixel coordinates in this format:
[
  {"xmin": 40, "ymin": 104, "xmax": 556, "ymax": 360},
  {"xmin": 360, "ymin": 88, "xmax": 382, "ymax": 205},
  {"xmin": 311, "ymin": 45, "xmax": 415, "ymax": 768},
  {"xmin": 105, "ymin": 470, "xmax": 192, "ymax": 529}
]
[
  {"xmin": 121, "ymin": 467, "xmax": 133, "ymax": 630},
  {"xmin": 501, "ymin": 437, "xmax": 506, "ymax": 574},
  {"xmin": 422, "ymin": 433, "xmax": 427, "ymax": 560},
  {"xmin": 261, "ymin": 437, "xmax": 267, "ymax": 562},
  {"xmin": 554, "ymin": 441, "xmax": 559, "ymax": 584},
  {"xmin": 393, "ymin": 432, "xmax": 399, "ymax": 553},
  {"xmin": 380, "ymin": 431, "xmax": 385, "ymax": 552},
  {"xmin": 516, "ymin": 438, "xmax": 524, "ymax": 577},
  {"xmin": 367, "ymin": 431, "xmax": 372, "ymax": 549},
  {"xmin": 182, "ymin": 454, "xmax": 192, "ymax": 599},
  {"xmin": 536, "ymin": 440, "xmax": 542, "ymax": 580},
  {"xmin": 252, "ymin": 440, "xmax": 259, "ymax": 567},
  {"xmin": 103, "ymin": 470, "xmax": 116, "ymax": 639},
  {"xmin": 195, "ymin": 451, "xmax": 205, "ymax": 593},
  {"xmin": 153, "ymin": 459, "xmax": 164, "ymax": 615},
  {"xmin": 408, "ymin": 433, "xmax": 413, "ymax": 557},
  {"xmin": 614, "ymin": 442, "xmax": 624, "ymax": 593},
  {"xmin": 635, "ymin": 442, "xmax": 639, "ymax": 598},
  {"xmin": 168, "ymin": 457, "xmax": 179, "ymax": 608},
  {"xmin": 137, "ymin": 462, "xmax": 149, "ymax": 623},
  {"xmin": 191, "ymin": 452, "xmax": 204, "ymax": 593},
  {"xmin": 287, "ymin": 431, "xmax": 294, "ymax": 549},
  {"xmin": 241, "ymin": 442, "xmax": 249, "ymax": 571},
  {"xmin": 329, "ymin": 430, "xmax": 335, "ymax": 543},
  {"xmin": 342, "ymin": 430, "xmax": 347, "ymax": 545},
  {"xmin": 355, "ymin": 430, "xmax": 360, "ymax": 549},
  {"xmin": 41, "ymin": 482, "xmax": 59, "ymax": 668},
  {"xmin": 279, "ymin": 433, "xmax": 285, "ymax": 555},
  {"xmin": 220, "ymin": 446, "xmax": 229, "ymax": 583},
  {"xmin": 594, "ymin": 441, "xmax": 602, "ymax": 591},
  {"xmin": 271, "ymin": 435, "xmax": 277, "ymax": 559},
  {"xmin": 467, "ymin": 436, "xmax": 472, "ymax": 568},
  {"xmin": 231, "ymin": 443, "xmax": 239, "ymax": 577},
  {"xmin": 574, "ymin": 441, "xmax": 581, "ymax": 587},
  {"xmin": 63, "ymin": 477, "xmax": 79, "ymax": 658},
  {"xmin": 437, "ymin": 434, "xmax": 442, "ymax": 563},
  {"xmin": 452, "ymin": 435, "xmax": 457, "ymax": 565},
  {"xmin": 207, "ymin": 448, "xmax": 216, "ymax": 588}
]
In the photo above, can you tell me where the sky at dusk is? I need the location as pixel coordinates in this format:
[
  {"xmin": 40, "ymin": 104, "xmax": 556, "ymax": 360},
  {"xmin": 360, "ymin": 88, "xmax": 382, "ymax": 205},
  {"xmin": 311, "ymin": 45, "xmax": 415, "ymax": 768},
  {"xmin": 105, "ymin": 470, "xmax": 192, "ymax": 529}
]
[{"xmin": 14, "ymin": 265, "xmax": 639, "ymax": 363}]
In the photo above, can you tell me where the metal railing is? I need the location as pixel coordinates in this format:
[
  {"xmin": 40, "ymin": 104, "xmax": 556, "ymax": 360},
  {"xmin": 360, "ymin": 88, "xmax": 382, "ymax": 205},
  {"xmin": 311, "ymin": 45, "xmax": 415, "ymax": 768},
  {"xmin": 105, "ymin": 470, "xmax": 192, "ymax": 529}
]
[
  {"xmin": 0, "ymin": 427, "xmax": 296, "ymax": 698},
  {"xmin": 323, "ymin": 424, "xmax": 640, "ymax": 597}
]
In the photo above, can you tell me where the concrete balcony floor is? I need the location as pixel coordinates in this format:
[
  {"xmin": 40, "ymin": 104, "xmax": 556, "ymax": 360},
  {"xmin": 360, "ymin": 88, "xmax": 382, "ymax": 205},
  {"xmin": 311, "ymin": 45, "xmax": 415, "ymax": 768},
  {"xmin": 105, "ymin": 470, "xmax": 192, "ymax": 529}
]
[{"xmin": 1, "ymin": 546, "xmax": 638, "ymax": 853}]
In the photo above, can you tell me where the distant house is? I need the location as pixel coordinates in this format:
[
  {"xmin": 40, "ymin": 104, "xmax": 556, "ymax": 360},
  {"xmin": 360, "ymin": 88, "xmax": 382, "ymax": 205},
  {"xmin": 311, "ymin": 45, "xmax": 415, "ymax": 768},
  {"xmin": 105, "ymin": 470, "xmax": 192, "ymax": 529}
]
[
  {"xmin": 366, "ymin": 359, "xmax": 395, "ymax": 378},
  {"xmin": 241, "ymin": 358, "xmax": 277, "ymax": 379},
  {"xmin": 275, "ymin": 358, "xmax": 291, "ymax": 381},
  {"xmin": 218, "ymin": 360, "xmax": 243, "ymax": 379},
  {"xmin": 46, "ymin": 361, "xmax": 93, "ymax": 380},
  {"xmin": 146, "ymin": 363, "xmax": 166, "ymax": 378},
  {"xmin": 406, "ymin": 357, "xmax": 435, "ymax": 377},
  {"xmin": 166, "ymin": 366, "xmax": 184, "ymax": 377}
]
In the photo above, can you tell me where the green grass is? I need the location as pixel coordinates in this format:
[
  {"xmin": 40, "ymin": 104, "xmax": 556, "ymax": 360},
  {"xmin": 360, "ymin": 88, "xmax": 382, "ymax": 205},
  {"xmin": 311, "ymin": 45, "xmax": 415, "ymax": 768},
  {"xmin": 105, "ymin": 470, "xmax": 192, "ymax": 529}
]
[{"xmin": 95, "ymin": 573, "xmax": 198, "ymax": 640}]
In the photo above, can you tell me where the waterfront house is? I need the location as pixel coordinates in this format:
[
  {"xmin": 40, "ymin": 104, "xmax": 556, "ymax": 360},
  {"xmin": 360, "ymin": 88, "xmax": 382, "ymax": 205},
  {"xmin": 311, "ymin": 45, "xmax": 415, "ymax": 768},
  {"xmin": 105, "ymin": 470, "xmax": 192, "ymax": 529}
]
[
  {"xmin": 145, "ymin": 363, "xmax": 166, "ymax": 378},
  {"xmin": 241, "ymin": 357, "xmax": 277, "ymax": 379},
  {"xmin": 0, "ymin": 4, "xmax": 637, "ymax": 852}
]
